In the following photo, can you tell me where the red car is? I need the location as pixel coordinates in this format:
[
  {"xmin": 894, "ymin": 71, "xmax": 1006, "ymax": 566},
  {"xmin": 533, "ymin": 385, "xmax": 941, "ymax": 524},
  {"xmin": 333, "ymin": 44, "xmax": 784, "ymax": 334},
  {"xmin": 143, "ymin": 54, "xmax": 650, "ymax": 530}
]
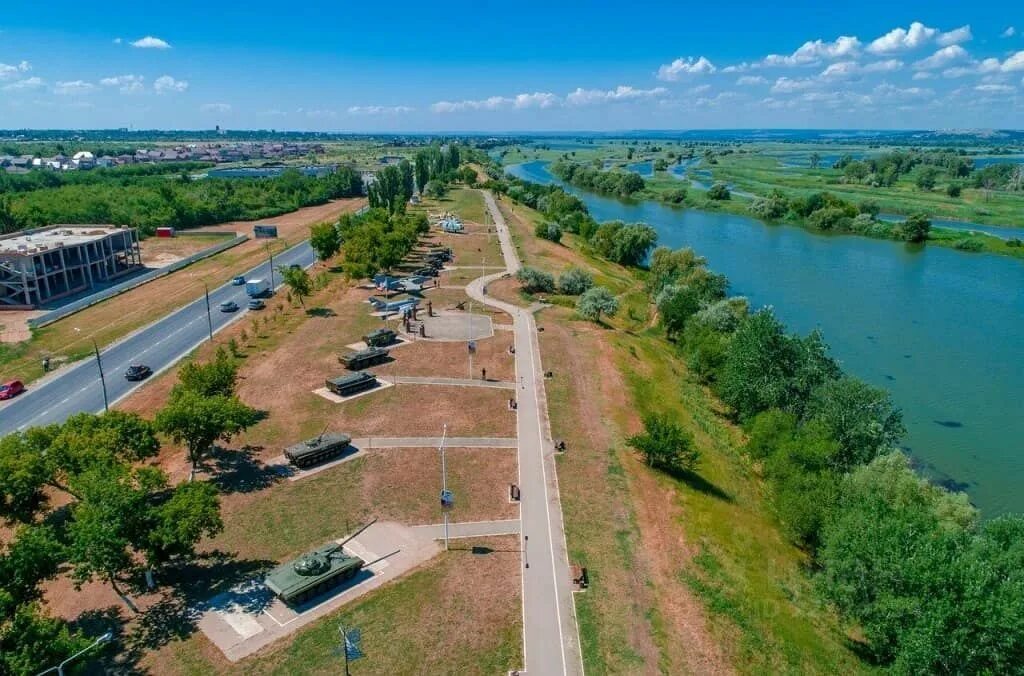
[{"xmin": 0, "ymin": 379, "xmax": 25, "ymax": 400}]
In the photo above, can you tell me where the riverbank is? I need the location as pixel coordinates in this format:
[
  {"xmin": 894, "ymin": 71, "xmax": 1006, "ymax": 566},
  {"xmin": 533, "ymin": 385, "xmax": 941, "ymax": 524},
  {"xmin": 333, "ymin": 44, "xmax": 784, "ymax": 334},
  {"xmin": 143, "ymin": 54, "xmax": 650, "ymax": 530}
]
[{"xmin": 504, "ymin": 160, "xmax": 1024, "ymax": 517}]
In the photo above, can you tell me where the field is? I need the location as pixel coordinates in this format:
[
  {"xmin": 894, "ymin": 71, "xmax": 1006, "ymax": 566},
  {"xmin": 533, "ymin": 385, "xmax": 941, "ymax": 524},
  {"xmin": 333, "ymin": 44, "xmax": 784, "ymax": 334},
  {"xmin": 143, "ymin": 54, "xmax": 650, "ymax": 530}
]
[
  {"xmin": 497, "ymin": 192, "xmax": 868, "ymax": 673},
  {"xmin": 0, "ymin": 198, "xmax": 365, "ymax": 385}
]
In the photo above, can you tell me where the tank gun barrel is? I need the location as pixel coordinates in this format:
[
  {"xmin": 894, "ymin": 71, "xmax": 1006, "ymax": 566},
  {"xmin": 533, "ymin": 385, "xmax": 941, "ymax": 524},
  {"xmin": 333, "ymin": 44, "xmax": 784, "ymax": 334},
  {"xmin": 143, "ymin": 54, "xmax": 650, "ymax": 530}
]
[
  {"xmin": 362, "ymin": 549, "xmax": 401, "ymax": 568},
  {"xmin": 335, "ymin": 517, "xmax": 379, "ymax": 550}
]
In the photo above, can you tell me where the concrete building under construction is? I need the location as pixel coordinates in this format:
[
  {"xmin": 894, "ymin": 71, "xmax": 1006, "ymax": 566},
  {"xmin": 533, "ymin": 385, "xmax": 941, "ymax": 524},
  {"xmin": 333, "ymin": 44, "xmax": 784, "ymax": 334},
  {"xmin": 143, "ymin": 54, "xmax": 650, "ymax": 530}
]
[{"xmin": 0, "ymin": 226, "xmax": 142, "ymax": 308}]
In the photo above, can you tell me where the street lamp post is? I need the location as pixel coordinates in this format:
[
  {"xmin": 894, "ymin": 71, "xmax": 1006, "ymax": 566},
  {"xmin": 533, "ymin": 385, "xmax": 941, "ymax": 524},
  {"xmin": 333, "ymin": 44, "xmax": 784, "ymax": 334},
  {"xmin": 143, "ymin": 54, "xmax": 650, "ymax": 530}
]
[
  {"xmin": 92, "ymin": 340, "xmax": 108, "ymax": 412},
  {"xmin": 439, "ymin": 423, "xmax": 451, "ymax": 551},
  {"xmin": 36, "ymin": 631, "xmax": 113, "ymax": 676},
  {"xmin": 203, "ymin": 283, "xmax": 214, "ymax": 342}
]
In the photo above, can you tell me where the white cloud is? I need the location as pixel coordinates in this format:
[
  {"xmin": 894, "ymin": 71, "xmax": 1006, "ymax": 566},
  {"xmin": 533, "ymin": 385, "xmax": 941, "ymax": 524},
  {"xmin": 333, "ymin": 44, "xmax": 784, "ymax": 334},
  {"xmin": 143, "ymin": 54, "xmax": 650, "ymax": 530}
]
[
  {"xmin": 873, "ymin": 83, "xmax": 934, "ymax": 100},
  {"xmin": 975, "ymin": 84, "xmax": 1015, "ymax": 94},
  {"xmin": 113, "ymin": 38, "xmax": 123, "ymax": 45},
  {"xmin": 131, "ymin": 36, "xmax": 171, "ymax": 49},
  {"xmin": 722, "ymin": 62, "xmax": 752, "ymax": 73},
  {"xmin": 1003, "ymin": 51, "xmax": 1024, "ymax": 72},
  {"xmin": 1002, "ymin": 27, "xmax": 1016, "ymax": 38},
  {"xmin": 656, "ymin": 56, "xmax": 716, "ymax": 80},
  {"xmin": 864, "ymin": 59, "xmax": 905, "ymax": 73},
  {"xmin": 0, "ymin": 61, "xmax": 31, "ymax": 81},
  {"xmin": 200, "ymin": 103, "xmax": 232, "ymax": 113},
  {"xmin": 153, "ymin": 75, "xmax": 188, "ymax": 93},
  {"xmin": 565, "ymin": 85, "xmax": 669, "ymax": 105},
  {"xmin": 736, "ymin": 75, "xmax": 768, "ymax": 86},
  {"xmin": 54, "ymin": 80, "xmax": 96, "ymax": 95},
  {"xmin": 763, "ymin": 35, "xmax": 861, "ymax": 66},
  {"xmin": 913, "ymin": 45, "xmax": 969, "ymax": 70},
  {"xmin": 2, "ymin": 77, "xmax": 43, "ymax": 91},
  {"xmin": 347, "ymin": 105, "xmax": 415, "ymax": 115},
  {"xmin": 771, "ymin": 76, "xmax": 816, "ymax": 93},
  {"xmin": 431, "ymin": 91, "xmax": 559, "ymax": 113},
  {"xmin": 259, "ymin": 109, "xmax": 288, "ymax": 116},
  {"xmin": 913, "ymin": 71, "xmax": 935, "ymax": 80},
  {"xmin": 867, "ymin": 22, "xmax": 938, "ymax": 54},
  {"xmin": 937, "ymin": 25, "xmax": 972, "ymax": 47},
  {"xmin": 99, "ymin": 74, "xmax": 145, "ymax": 93}
]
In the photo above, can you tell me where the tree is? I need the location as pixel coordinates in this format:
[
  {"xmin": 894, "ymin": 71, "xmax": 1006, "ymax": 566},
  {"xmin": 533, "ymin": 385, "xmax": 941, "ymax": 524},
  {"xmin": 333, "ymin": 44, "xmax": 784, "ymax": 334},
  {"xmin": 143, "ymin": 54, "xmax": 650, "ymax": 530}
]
[
  {"xmin": 707, "ymin": 183, "xmax": 730, "ymax": 200},
  {"xmin": 809, "ymin": 152, "xmax": 821, "ymax": 170},
  {"xmin": 516, "ymin": 267, "xmax": 555, "ymax": 294},
  {"xmin": 143, "ymin": 481, "xmax": 223, "ymax": 567},
  {"xmin": 577, "ymin": 286, "xmax": 619, "ymax": 323},
  {"xmin": 398, "ymin": 159, "xmax": 415, "ymax": 201},
  {"xmin": 803, "ymin": 377, "xmax": 905, "ymax": 472},
  {"xmin": 946, "ymin": 182, "xmax": 962, "ymax": 198},
  {"xmin": 423, "ymin": 179, "xmax": 446, "ymax": 198},
  {"xmin": 278, "ymin": 264, "xmax": 312, "ymax": 307},
  {"xmin": 155, "ymin": 390, "xmax": 259, "ymax": 481},
  {"xmin": 627, "ymin": 413, "xmax": 699, "ymax": 474},
  {"xmin": 656, "ymin": 284, "xmax": 702, "ymax": 340},
  {"xmin": 414, "ymin": 152, "xmax": 431, "ymax": 194},
  {"xmin": 900, "ymin": 213, "xmax": 931, "ymax": 243},
  {"xmin": 915, "ymin": 167, "xmax": 939, "ymax": 191},
  {"xmin": 534, "ymin": 221, "xmax": 562, "ymax": 243},
  {"xmin": 557, "ymin": 267, "xmax": 593, "ymax": 295},
  {"xmin": 175, "ymin": 347, "xmax": 238, "ymax": 398},
  {"xmin": 0, "ymin": 604, "xmax": 90, "ymax": 676},
  {"xmin": 0, "ymin": 195, "xmax": 23, "ymax": 235},
  {"xmin": 309, "ymin": 221, "xmax": 342, "ymax": 261}
]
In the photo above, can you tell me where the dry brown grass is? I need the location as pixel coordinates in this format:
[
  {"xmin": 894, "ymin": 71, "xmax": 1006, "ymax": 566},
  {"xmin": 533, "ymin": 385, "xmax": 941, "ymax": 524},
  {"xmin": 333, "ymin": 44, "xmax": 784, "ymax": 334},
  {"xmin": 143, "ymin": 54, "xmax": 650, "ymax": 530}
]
[{"xmin": 138, "ymin": 233, "xmax": 235, "ymax": 267}]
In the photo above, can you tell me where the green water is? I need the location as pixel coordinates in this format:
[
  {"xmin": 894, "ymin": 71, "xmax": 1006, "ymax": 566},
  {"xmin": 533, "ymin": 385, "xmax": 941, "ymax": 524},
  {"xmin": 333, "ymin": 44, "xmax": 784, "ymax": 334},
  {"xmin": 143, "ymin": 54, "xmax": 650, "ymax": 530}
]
[{"xmin": 509, "ymin": 160, "xmax": 1024, "ymax": 516}]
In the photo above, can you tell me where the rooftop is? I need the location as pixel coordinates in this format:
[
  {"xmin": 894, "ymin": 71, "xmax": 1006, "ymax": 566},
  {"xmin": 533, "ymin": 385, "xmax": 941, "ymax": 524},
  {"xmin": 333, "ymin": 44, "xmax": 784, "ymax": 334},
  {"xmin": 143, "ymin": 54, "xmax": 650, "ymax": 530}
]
[{"xmin": 0, "ymin": 226, "xmax": 132, "ymax": 255}]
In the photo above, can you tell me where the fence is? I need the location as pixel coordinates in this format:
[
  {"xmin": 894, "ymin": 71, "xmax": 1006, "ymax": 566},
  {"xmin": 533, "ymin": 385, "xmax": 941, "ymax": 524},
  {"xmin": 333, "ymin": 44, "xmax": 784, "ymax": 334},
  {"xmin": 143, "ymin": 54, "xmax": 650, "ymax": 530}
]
[{"xmin": 28, "ymin": 234, "xmax": 248, "ymax": 328}]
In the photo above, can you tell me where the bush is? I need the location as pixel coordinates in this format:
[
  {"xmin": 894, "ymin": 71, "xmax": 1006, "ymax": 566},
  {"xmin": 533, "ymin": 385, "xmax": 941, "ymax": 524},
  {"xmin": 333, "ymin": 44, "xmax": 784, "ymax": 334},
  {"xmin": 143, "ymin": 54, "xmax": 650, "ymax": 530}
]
[
  {"xmin": 534, "ymin": 221, "xmax": 563, "ymax": 244},
  {"xmin": 707, "ymin": 183, "xmax": 731, "ymax": 200},
  {"xmin": 953, "ymin": 238, "xmax": 984, "ymax": 251},
  {"xmin": 1007, "ymin": 238, "xmax": 1022, "ymax": 248},
  {"xmin": 946, "ymin": 183, "xmax": 962, "ymax": 198},
  {"xmin": 662, "ymin": 188, "xmax": 688, "ymax": 204},
  {"xmin": 515, "ymin": 266, "xmax": 555, "ymax": 294},
  {"xmin": 423, "ymin": 180, "xmax": 447, "ymax": 198},
  {"xmin": 557, "ymin": 267, "xmax": 593, "ymax": 295},
  {"xmin": 899, "ymin": 213, "xmax": 931, "ymax": 243},
  {"xmin": 627, "ymin": 413, "xmax": 699, "ymax": 474},
  {"xmin": 576, "ymin": 286, "xmax": 618, "ymax": 322}
]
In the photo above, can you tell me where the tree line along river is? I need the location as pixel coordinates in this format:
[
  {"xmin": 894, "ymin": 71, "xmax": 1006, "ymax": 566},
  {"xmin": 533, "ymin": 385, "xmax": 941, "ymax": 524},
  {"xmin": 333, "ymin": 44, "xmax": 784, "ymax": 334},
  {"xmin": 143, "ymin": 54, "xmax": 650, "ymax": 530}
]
[{"xmin": 507, "ymin": 160, "xmax": 1024, "ymax": 517}]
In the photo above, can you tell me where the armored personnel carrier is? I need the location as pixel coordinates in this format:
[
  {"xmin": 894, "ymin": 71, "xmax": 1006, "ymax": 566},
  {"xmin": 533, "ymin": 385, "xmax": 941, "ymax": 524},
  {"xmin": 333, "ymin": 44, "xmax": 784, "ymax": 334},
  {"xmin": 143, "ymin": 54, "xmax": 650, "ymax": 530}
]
[
  {"xmin": 326, "ymin": 371, "xmax": 378, "ymax": 397},
  {"xmin": 338, "ymin": 346, "xmax": 389, "ymax": 370},
  {"xmin": 264, "ymin": 520, "xmax": 377, "ymax": 604},
  {"xmin": 284, "ymin": 431, "xmax": 352, "ymax": 468},
  {"xmin": 364, "ymin": 327, "xmax": 398, "ymax": 348}
]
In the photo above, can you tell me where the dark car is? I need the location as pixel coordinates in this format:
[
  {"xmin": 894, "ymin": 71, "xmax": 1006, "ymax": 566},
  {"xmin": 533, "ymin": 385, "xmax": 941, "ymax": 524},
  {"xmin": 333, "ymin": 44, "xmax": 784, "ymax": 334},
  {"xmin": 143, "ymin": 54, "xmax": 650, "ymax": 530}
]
[
  {"xmin": 247, "ymin": 298, "xmax": 266, "ymax": 310},
  {"xmin": 288, "ymin": 263, "xmax": 302, "ymax": 271},
  {"xmin": 124, "ymin": 364, "xmax": 152, "ymax": 381},
  {"xmin": 0, "ymin": 379, "xmax": 25, "ymax": 400},
  {"xmin": 232, "ymin": 275, "xmax": 246, "ymax": 286},
  {"xmin": 219, "ymin": 300, "xmax": 239, "ymax": 312}
]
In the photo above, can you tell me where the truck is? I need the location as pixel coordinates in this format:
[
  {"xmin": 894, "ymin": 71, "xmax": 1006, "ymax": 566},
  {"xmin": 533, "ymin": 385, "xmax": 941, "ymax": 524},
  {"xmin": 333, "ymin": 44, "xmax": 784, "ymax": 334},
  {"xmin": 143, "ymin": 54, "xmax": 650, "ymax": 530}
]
[{"xmin": 245, "ymin": 278, "xmax": 271, "ymax": 298}]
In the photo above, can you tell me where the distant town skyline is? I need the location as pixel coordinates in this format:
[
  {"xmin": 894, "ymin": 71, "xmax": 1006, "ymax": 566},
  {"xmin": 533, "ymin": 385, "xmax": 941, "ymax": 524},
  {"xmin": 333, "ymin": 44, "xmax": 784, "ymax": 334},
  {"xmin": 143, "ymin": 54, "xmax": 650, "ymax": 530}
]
[{"xmin": 1, "ymin": 0, "xmax": 1022, "ymax": 130}]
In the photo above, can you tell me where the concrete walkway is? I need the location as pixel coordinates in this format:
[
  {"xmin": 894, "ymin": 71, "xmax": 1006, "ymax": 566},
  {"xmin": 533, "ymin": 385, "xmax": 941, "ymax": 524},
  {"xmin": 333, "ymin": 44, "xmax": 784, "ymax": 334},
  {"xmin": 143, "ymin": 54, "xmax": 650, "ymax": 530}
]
[
  {"xmin": 388, "ymin": 375, "xmax": 515, "ymax": 390},
  {"xmin": 470, "ymin": 191, "xmax": 584, "ymax": 675}
]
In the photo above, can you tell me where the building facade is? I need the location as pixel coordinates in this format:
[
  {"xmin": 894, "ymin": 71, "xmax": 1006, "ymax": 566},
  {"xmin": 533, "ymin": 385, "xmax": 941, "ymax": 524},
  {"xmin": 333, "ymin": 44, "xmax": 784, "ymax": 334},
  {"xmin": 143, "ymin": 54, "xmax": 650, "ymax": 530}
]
[{"xmin": 0, "ymin": 226, "xmax": 142, "ymax": 308}]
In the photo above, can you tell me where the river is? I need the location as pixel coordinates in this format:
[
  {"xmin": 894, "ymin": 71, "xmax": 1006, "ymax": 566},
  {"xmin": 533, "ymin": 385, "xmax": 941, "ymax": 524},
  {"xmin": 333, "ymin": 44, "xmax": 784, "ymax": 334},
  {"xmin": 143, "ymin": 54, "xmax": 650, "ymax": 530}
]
[{"xmin": 508, "ymin": 160, "xmax": 1024, "ymax": 516}]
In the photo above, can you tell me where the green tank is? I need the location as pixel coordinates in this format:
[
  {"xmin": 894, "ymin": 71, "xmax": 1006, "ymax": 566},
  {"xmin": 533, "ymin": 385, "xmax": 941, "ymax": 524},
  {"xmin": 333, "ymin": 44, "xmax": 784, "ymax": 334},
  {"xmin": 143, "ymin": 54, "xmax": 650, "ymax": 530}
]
[
  {"xmin": 326, "ymin": 371, "xmax": 378, "ymax": 396},
  {"xmin": 284, "ymin": 431, "xmax": 352, "ymax": 468},
  {"xmin": 264, "ymin": 536, "xmax": 366, "ymax": 604},
  {"xmin": 364, "ymin": 327, "xmax": 397, "ymax": 347},
  {"xmin": 338, "ymin": 346, "xmax": 389, "ymax": 370}
]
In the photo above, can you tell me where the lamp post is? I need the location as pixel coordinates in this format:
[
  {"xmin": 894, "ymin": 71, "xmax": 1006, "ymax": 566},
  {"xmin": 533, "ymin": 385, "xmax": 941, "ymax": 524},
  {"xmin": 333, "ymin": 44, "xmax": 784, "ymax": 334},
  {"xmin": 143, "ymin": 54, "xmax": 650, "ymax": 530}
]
[
  {"xmin": 36, "ymin": 631, "xmax": 113, "ymax": 676},
  {"xmin": 91, "ymin": 339, "xmax": 108, "ymax": 412},
  {"xmin": 439, "ymin": 424, "xmax": 451, "ymax": 551},
  {"xmin": 203, "ymin": 283, "xmax": 214, "ymax": 342}
]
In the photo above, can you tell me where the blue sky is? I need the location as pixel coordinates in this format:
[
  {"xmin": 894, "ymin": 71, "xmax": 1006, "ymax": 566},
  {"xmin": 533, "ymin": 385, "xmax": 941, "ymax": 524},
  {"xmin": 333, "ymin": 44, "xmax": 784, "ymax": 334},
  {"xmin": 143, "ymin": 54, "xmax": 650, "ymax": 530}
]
[{"xmin": 1, "ymin": 0, "xmax": 1022, "ymax": 131}]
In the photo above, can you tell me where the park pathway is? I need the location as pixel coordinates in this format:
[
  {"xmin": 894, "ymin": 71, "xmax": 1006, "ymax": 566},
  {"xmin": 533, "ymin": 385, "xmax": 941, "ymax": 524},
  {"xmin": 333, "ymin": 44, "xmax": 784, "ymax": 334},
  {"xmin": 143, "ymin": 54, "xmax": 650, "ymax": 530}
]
[{"xmin": 467, "ymin": 191, "xmax": 584, "ymax": 676}]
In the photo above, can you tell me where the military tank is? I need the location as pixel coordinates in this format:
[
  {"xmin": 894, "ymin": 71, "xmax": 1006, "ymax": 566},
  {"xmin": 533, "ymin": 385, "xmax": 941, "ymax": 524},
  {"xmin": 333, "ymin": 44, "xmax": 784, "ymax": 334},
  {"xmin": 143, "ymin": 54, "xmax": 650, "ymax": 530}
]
[
  {"xmin": 364, "ymin": 327, "xmax": 397, "ymax": 348},
  {"xmin": 264, "ymin": 520, "xmax": 376, "ymax": 604},
  {"xmin": 284, "ymin": 431, "xmax": 352, "ymax": 468},
  {"xmin": 338, "ymin": 346, "xmax": 389, "ymax": 370}
]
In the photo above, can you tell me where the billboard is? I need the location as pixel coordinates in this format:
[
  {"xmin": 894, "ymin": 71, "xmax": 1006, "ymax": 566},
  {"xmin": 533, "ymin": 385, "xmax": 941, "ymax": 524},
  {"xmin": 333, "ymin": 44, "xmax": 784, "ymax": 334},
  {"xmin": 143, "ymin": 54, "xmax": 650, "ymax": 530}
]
[{"xmin": 254, "ymin": 225, "xmax": 278, "ymax": 238}]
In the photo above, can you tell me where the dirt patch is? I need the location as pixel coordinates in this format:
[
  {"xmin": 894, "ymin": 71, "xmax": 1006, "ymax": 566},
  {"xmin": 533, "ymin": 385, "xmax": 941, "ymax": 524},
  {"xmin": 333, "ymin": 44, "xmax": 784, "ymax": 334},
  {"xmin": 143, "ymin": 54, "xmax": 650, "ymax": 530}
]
[
  {"xmin": 390, "ymin": 333, "xmax": 516, "ymax": 382},
  {"xmin": 0, "ymin": 309, "xmax": 43, "ymax": 343},
  {"xmin": 139, "ymin": 233, "xmax": 236, "ymax": 268}
]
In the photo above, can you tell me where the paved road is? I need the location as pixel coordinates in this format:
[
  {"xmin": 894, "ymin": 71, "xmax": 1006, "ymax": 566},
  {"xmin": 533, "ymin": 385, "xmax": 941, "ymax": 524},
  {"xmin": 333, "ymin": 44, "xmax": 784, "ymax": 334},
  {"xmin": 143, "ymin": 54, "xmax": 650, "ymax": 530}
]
[
  {"xmin": 470, "ymin": 191, "xmax": 584, "ymax": 676},
  {"xmin": 0, "ymin": 241, "xmax": 315, "ymax": 436}
]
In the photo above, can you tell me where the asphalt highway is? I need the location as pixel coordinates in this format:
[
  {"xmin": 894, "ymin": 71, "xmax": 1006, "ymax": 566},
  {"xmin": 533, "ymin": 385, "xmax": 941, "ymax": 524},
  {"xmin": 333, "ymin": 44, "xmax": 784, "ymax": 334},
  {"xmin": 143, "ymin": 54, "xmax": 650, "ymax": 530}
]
[{"xmin": 0, "ymin": 240, "xmax": 315, "ymax": 436}]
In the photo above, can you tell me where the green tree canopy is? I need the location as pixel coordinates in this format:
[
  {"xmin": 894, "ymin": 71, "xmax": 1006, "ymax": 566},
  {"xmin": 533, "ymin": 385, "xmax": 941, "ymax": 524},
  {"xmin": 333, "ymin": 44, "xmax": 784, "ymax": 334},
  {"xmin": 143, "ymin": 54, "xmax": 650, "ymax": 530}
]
[
  {"xmin": 577, "ymin": 286, "xmax": 619, "ymax": 323},
  {"xmin": 627, "ymin": 413, "xmax": 699, "ymax": 474},
  {"xmin": 309, "ymin": 221, "xmax": 342, "ymax": 261},
  {"xmin": 278, "ymin": 264, "xmax": 313, "ymax": 307},
  {"xmin": 155, "ymin": 390, "xmax": 259, "ymax": 481}
]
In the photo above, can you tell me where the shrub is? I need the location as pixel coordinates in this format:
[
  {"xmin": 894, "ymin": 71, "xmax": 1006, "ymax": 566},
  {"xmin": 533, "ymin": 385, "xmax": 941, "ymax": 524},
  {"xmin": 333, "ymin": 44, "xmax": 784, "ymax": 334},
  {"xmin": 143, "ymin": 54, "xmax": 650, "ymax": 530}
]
[
  {"xmin": 707, "ymin": 183, "xmax": 731, "ymax": 200},
  {"xmin": 534, "ymin": 221, "xmax": 563, "ymax": 244},
  {"xmin": 576, "ymin": 286, "xmax": 618, "ymax": 322},
  {"xmin": 516, "ymin": 266, "xmax": 555, "ymax": 294},
  {"xmin": 946, "ymin": 183, "xmax": 962, "ymax": 198},
  {"xmin": 557, "ymin": 267, "xmax": 593, "ymax": 295},
  {"xmin": 627, "ymin": 413, "xmax": 699, "ymax": 474},
  {"xmin": 953, "ymin": 238, "xmax": 984, "ymax": 251}
]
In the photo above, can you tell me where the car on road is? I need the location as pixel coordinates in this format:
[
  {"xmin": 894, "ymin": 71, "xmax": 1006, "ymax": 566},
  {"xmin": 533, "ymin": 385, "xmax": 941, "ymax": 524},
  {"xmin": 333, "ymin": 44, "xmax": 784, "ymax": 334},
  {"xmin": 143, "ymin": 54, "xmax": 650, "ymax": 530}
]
[
  {"xmin": 0, "ymin": 379, "xmax": 25, "ymax": 400},
  {"xmin": 219, "ymin": 300, "xmax": 239, "ymax": 312},
  {"xmin": 124, "ymin": 364, "xmax": 152, "ymax": 381},
  {"xmin": 247, "ymin": 298, "xmax": 266, "ymax": 310},
  {"xmin": 288, "ymin": 263, "xmax": 302, "ymax": 271},
  {"xmin": 232, "ymin": 275, "xmax": 246, "ymax": 286}
]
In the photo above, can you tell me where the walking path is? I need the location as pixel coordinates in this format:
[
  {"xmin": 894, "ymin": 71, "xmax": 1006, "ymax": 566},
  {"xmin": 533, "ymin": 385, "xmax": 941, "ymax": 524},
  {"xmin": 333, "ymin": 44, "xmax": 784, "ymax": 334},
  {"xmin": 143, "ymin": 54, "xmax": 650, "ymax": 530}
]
[
  {"xmin": 469, "ymin": 191, "xmax": 584, "ymax": 675},
  {"xmin": 388, "ymin": 375, "xmax": 515, "ymax": 389}
]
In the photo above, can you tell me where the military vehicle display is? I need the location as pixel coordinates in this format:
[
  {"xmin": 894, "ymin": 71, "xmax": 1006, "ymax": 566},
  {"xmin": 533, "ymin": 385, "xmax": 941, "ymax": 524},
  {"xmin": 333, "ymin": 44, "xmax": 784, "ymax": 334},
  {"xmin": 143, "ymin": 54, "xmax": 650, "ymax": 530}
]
[
  {"xmin": 326, "ymin": 371, "xmax": 378, "ymax": 397},
  {"xmin": 264, "ymin": 520, "xmax": 377, "ymax": 604},
  {"xmin": 338, "ymin": 346, "xmax": 389, "ymax": 370},
  {"xmin": 284, "ymin": 430, "xmax": 352, "ymax": 468},
  {"xmin": 364, "ymin": 327, "xmax": 397, "ymax": 347}
]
